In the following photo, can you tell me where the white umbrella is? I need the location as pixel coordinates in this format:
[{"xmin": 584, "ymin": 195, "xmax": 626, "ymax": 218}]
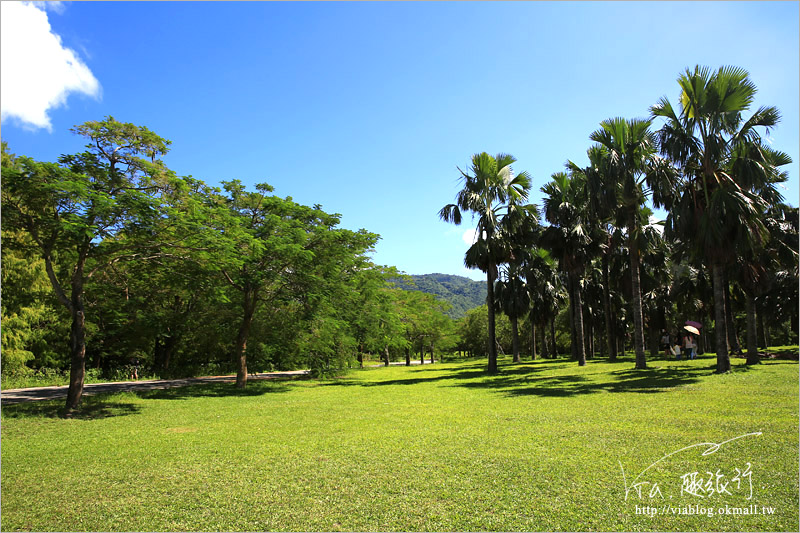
[{"xmin": 684, "ymin": 325, "xmax": 700, "ymax": 335}]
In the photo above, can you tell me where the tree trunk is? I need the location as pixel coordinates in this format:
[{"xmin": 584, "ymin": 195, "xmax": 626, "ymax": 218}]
[
  {"xmin": 745, "ymin": 293, "xmax": 759, "ymax": 365},
  {"xmin": 64, "ymin": 257, "xmax": 87, "ymax": 412},
  {"xmin": 65, "ymin": 303, "xmax": 87, "ymax": 411},
  {"xmin": 429, "ymin": 344, "xmax": 434, "ymax": 364},
  {"xmin": 405, "ymin": 346, "xmax": 411, "ymax": 366},
  {"xmin": 155, "ymin": 333, "xmax": 178, "ymax": 374},
  {"xmin": 602, "ymin": 247, "xmax": 616, "ymax": 361},
  {"xmin": 711, "ymin": 264, "xmax": 731, "ymax": 372},
  {"xmin": 235, "ymin": 292, "xmax": 257, "ymax": 388},
  {"xmin": 486, "ymin": 267, "xmax": 498, "ymax": 373},
  {"xmin": 511, "ymin": 314, "xmax": 520, "ymax": 363},
  {"xmin": 550, "ymin": 318, "xmax": 557, "ymax": 359},
  {"xmin": 530, "ymin": 318, "xmax": 537, "ymax": 360},
  {"xmin": 571, "ymin": 273, "xmax": 586, "ymax": 366},
  {"xmin": 723, "ymin": 275, "xmax": 741, "ymax": 354},
  {"xmin": 648, "ymin": 319, "xmax": 659, "ymax": 360},
  {"xmin": 420, "ymin": 345, "xmax": 424, "ymax": 365},
  {"xmin": 384, "ymin": 345, "xmax": 390, "ymax": 366},
  {"xmin": 539, "ymin": 321, "xmax": 548, "ymax": 359},
  {"xmin": 628, "ymin": 229, "xmax": 647, "ymax": 370},
  {"xmin": 567, "ymin": 275, "xmax": 577, "ymax": 361},
  {"xmin": 756, "ymin": 303, "xmax": 767, "ymax": 349},
  {"xmin": 584, "ymin": 306, "xmax": 593, "ymax": 359}
]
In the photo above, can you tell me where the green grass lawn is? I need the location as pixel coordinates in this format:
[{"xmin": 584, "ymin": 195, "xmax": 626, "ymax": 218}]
[{"xmin": 2, "ymin": 355, "xmax": 798, "ymax": 531}]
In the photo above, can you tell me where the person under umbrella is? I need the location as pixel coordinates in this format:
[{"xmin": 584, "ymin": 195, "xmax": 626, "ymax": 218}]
[{"xmin": 684, "ymin": 325, "xmax": 700, "ymax": 359}]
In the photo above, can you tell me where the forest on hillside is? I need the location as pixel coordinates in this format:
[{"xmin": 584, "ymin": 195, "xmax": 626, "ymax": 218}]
[{"xmin": 394, "ymin": 274, "xmax": 486, "ymax": 319}]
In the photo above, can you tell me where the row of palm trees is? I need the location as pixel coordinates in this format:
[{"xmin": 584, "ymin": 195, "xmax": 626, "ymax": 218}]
[{"xmin": 441, "ymin": 65, "xmax": 795, "ymax": 374}]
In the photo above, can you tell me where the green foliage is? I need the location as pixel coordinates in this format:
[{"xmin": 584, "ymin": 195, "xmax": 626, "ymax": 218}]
[{"xmin": 0, "ymin": 228, "xmax": 68, "ymax": 374}]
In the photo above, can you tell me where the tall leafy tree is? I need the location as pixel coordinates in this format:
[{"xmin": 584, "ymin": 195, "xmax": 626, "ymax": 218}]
[
  {"xmin": 651, "ymin": 65, "xmax": 786, "ymax": 372},
  {"xmin": 2, "ymin": 117, "xmax": 174, "ymax": 411},
  {"xmin": 439, "ymin": 152, "xmax": 532, "ymax": 373},
  {"xmin": 216, "ymin": 180, "xmax": 346, "ymax": 388}
]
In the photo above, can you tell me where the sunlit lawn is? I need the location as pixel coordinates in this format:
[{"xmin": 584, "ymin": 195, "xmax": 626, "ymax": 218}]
[{"xmin": 1, "ymin": 354, "xmax": 798, "ymax": 531}]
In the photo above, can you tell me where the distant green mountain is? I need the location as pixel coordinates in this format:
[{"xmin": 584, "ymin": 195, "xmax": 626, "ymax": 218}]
[{"xmin": 394, "ymin": 273, "xmax": 487, "ymax": 319}]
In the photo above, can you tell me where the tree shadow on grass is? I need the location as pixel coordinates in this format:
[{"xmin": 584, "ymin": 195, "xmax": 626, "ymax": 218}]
[
  {"xmin": 321, "ymin": 357, "xmax": 725, "ymax": 399},
  {"xmin": 468, "ymin": 364, "xmax": 715, "ymax": 398},
  {"xmin": 138, "ymin": 378, "xmax": 297, "ymax": 400},
  {"xmin": 1, "ymin": 396, "xmax": 141, "ymax": 420},
  {"xmin": 321, "ymin": 360, "xmax": 565, "ymax": 388}
]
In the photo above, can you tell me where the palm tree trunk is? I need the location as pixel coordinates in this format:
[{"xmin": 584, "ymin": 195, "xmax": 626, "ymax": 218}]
[
  {"xmin": 723, "ymin": 274, "xmax": 741, "ymax": 354},
  {"xmin": 571, "ymin": 272, "xmax": 587, "ymax": 366},
  {"xmin": 610, "ymin": 304, "xmax": 619, "ymax": 358},
  {"xmin": 745, "ymin": 293, "xmax": 759, "ymax": 365},
  {"xmin": 603, "ymin": 254, "xmax": 616, "ymax": 361},
  {"xmin": 583, "ymin": 305, "xmax": 592, "ymax": 359},
  {"xmin": 756, "ymin": 302, "xmax": 767, "ymax": 349},
  {"xmin": 567, "ymin": 275, "xmax": 577, "ymax": 361},
  {"xmin": 711, "ymin": 264, "xmax": 731, "ymax": 372},
  {"xmin": 487, "ymin": 267, "xmax": 498, "ymax": 373},
  {"xmin": 628, "ymin": 229, "xmax": 647, "ymax": 370},
  {"xmin": 550, "ymin": 318, "xmax": 557, "ymax": 358},
  {"xmin": 511, "ymin": 314, "xmax": 520, "ymax": 363},
  {"xmin": 530, "ymin": 313, "xmax": 537, "ymax": 360},
  {"xmin": 648, "ymin": 319, "xmax": 659, "ymax": 359}
]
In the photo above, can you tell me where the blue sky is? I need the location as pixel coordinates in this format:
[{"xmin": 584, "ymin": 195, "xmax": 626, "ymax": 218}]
[{"xmin": 2, "ymin": 1, "xmax": 798, "ymax": 281}]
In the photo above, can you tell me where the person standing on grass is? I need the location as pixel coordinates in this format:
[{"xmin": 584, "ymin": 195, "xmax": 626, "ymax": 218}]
[{"xmin": 684, "ymin": 333, "xmax": 695, "ymax": 360}]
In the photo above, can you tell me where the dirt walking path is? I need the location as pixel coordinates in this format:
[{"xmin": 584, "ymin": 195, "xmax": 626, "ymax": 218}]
[
  {"xmin": 0, "ymin": 370, "xmax": 309, "ymax": 405},
  {"xmin": 0, "ymin": 360, "xmax": 436, "ymax": 405}
]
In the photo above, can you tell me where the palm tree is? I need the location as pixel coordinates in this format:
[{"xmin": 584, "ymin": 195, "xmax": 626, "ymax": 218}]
[
  {"xmin": 735, "ymin": 201, "xmax": 797, "ymax": 364},
  {"xmin": 651, "ymin": 65, "xmax": 782, "ymax": 373},
  {"xmin": 577, "ymin": 145, "xmax": 619, "ymax": 361},
  {"xmin": 523, "ymin": 248, "xmax": 566, "ymax": 359},
  {"xmin": 540, "ymin": 171, "xmax": 601, "ymax": 365},
  {"xmin": 583, "ymin": 117, "xmax": 675, "ymax": 369},
  {"xmin": 637, "ymin": 221, "xmax": 673, "ymax": 358},
  {"xmin": 494, "ymin": 203, "xmax": 540, "ymax": 363},
  {"xmin": 439, "ymin": 152, "xmax": 532, "ymax": 373},
  {"xmin": 728, "ymin": 140, "xmax": 794, "ymax": 364}
]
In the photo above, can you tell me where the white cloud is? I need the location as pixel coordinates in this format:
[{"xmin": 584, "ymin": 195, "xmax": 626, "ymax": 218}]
[
  {"xmin": 31, "ymin": 1, "xmax": 66, "ymax": 14},
  {"xmin": 462, "ymin": 228, "xmax": 479, "ymax": 246},
  {"xmin": 1, "ymin": 1, "xmax": 100, "ymax": 131}
]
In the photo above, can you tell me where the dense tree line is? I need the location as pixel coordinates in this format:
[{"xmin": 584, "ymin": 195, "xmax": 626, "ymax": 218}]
[
  {"xmin": 1, "ymin": 118, "xmax": 454, "ymax": 411},
  {"xmin": 441, "ymin": 65, "xmax": 798, "ymax": 372},
  {"xmin": 2, "ymin": 66, "xmax": 797, "ymax": 413}
]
